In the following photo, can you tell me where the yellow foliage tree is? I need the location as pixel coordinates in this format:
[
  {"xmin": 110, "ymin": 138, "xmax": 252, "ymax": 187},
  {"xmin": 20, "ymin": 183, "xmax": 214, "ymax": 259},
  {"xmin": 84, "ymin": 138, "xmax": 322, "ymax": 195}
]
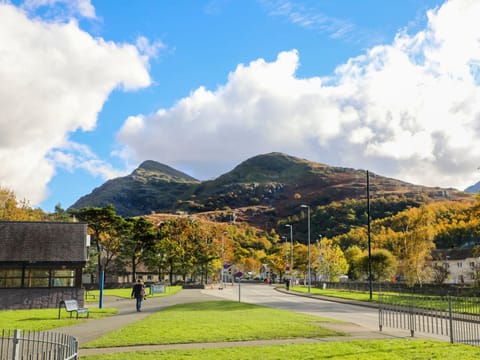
[{"xmin": 0, "ymin": 187, "xmax": 46, "ymax": 221}]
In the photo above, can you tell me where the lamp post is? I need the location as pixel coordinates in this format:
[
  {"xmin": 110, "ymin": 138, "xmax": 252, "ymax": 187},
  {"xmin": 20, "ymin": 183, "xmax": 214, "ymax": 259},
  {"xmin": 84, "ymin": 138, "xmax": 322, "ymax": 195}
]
[
  {"xmin": 282, "ymin": 236, "xmax": 288, "ymax": 274},
  {"xmin": 285, "ymin": 224, "xmax": 293, "ymax": 279},
  {"xmin": 318, "ymin": 235, "xmax": 322, "ymax": 282},
  {"xmin": 301, "ymin": 204, "xmax": 311, "ymax": 294},
  {"xmin": 367, "ymin": 170, "xmax": 373, "ymax": 301}
]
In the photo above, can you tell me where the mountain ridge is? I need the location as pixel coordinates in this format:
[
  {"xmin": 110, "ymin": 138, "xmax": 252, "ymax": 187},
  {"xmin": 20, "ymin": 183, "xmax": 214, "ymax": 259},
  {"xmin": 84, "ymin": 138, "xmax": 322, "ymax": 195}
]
[{"xmin": 69, "ymin": 153, "xmax": 472, "ymax": 226}]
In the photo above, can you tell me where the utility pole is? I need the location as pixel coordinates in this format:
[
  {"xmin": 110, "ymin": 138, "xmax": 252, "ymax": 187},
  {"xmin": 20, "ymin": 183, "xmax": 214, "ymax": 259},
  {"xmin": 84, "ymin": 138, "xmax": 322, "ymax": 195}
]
[{"xmin": 367, "ymin": 170, "xmax": 373, "ymax": 301}]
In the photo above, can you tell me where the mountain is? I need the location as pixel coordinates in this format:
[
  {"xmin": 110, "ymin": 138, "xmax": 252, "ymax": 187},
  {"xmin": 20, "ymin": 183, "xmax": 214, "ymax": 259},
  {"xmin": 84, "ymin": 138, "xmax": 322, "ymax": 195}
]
[
  {"xmin": 69, "ymin": 153, "xmax": 472, "ymax": 224},
  {"xmin": 465, "ymin": 181, "xmax": 480, "ymax": 193},
  {"xmin": 70, "ymin": 160, "xmax": 200, "ymax": 216}
]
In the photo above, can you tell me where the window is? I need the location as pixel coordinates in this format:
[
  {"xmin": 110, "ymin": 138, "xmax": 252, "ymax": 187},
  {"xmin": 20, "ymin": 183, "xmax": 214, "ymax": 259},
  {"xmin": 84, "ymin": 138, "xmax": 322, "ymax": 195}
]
[
  {"xmin": 51, "ymin": 269, "xmax": 75, "ymax": 287},
  {"xmin": 0, "ymin": 270, "xmax": 22, "ymax": 288},
  {"xmin": 25, "ymin": 269, "xmax": 50, "ymax": 287},
  {"xmin": 0, "ymin": 267, "xmax": 77, "ymax": 288}
]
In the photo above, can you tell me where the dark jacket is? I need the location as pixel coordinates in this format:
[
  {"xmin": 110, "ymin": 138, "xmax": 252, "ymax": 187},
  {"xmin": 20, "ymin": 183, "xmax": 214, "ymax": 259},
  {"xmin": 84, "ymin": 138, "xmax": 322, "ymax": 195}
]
[{"xmin": 131, "ymin": 283, "xmax": 145, "ymax": 298}]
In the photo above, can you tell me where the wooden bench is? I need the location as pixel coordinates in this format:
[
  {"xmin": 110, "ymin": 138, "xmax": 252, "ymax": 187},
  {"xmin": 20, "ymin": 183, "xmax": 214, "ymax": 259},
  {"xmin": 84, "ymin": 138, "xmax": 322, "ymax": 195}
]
[{"xmin": 58, "ymin": 299, "xmax": 89, "ymax": 319}]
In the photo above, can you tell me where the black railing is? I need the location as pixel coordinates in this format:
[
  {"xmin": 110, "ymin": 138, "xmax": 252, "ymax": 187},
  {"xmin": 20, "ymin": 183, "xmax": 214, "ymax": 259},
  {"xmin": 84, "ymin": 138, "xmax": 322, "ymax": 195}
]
[
  {"xmin": 315, "ymin": 281, "xmax": 480, "ymax": 297},
  {"xmin": 378, "ymin": 294, "xmax": 480, "ymax": 346}
]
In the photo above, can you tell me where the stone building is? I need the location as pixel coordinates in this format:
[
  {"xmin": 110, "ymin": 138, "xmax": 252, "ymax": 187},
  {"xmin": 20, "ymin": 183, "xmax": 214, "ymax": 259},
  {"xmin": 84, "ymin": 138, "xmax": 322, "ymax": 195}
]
[{"xmin": 0, "ymin": 221, "xmax": 88, "ymax": 309}]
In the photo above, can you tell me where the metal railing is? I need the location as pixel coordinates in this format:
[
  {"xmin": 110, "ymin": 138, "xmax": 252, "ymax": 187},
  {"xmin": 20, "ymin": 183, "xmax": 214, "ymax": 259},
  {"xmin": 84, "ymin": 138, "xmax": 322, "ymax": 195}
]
[
  {"xmin": 0, "ymin": 329, "xmax": 78, "ymax": 360},
  {"xmin": 379, "ymin": 294, "xmax": 480, "ymax": 346}
]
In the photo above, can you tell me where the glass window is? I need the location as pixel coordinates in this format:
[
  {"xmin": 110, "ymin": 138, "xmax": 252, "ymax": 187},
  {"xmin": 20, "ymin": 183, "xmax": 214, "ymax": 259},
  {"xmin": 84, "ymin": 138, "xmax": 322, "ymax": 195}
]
[
  {"xmin": 24, "ymin": 269, "xmax": 50, "ymax": 288},
  {"xmin": 51, "ymin": 269, "xmax": 75, "ymax": 287},
  {"xmin": 0, "ymin": 270, "xmax": 23, "ymax": 288},
  {"xmin": 0, "ymin": 268, "xmax": 77, "ymax": 288}
]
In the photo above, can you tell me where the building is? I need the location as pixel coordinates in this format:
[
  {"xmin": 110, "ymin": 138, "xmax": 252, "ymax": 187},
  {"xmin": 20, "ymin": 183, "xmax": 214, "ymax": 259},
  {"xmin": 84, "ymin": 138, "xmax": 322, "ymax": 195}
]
[
  {"xmin": 0, "ymin": 221, "xmax": 88, "ymax": 309},
  {"xmin": 431, "ymin": 248, "xmax": 479, "ymax": 284}
]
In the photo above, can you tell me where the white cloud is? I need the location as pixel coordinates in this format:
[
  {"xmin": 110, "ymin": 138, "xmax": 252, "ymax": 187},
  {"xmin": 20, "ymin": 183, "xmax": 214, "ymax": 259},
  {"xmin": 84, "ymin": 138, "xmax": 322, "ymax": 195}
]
[
  {"xmin": 260, "ymin": 0, "xmax": 354, "ymax": 40},
  {"xmin": 135, "ymin": 36, "xmax": 166, "ymax": 59},
  {"xmin": 0, "ymin": 3, "xmax": 151, "ymax": 204},
  {"xmin": 117, "ymin": 0, "xmax": 480, "ymax": 191},
  {"xmin": 49, "ymin": 142, "xmax": 126, "ymax": 179},
  {"xmin": 22, "ymin": 0, "xmax": 96, "ymax": 19}
]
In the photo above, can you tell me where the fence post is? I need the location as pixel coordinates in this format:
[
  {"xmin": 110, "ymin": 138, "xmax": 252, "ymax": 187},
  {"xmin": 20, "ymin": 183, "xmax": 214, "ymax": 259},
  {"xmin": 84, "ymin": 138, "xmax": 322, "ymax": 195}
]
[
  {"xmin": 12, "ymin": 329, "xmax": 20, "ymax": 360},
  {"xmin": 448, "ymin": 295, "xmax": 454, "ymax": 344},
  {"xmin": 378, "ymin": 294, "xmax": 383, "ymax": 331},
  {"xmin": 409, "ymin": 296, "xmax": 415, "ymax": 337}
]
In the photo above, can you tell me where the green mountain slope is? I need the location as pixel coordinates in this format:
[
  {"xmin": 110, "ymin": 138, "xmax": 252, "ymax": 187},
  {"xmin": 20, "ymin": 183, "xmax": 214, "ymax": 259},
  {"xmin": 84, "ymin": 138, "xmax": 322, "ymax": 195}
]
[
  {"xmin": 69, "ymin": 161, "xmax": 200, "ymax": 216},
  {"xmin": 70, "ymin": 153, "xmax": 471, "ymax": 226}
]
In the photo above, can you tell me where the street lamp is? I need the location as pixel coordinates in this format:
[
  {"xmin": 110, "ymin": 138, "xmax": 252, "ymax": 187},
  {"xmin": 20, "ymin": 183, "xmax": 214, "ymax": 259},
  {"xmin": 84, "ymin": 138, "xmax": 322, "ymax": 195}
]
[
  {"xmin": 282, "ymin": 236, "xmax": 288, "ymax": 271},
  {"xmin": 285, "ymin": 224, "xmax": 293, "ymax": 279},
  {"xmin": 301, "ymin": 204, "xmax": 311, "ymax": 294}
]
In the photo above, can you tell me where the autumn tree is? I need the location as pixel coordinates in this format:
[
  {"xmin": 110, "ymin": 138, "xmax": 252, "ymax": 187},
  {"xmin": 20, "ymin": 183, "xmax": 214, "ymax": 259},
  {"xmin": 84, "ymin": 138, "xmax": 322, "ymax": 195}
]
[
  {"xmin": 388, "ymin": 206, "xmax": 435, "ymax": 286},
  {"xmin": 315, "ymin": 238, "xmax": 348, "ymax": 282},
  {"xmin": 0, "ymin": 187, "xmax": 46, "ymax": 220}
]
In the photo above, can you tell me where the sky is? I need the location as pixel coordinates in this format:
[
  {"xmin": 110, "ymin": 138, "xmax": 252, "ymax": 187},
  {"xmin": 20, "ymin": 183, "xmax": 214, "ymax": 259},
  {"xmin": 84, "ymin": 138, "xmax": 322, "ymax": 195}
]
[{"xmin": 1, "ymin": 0, "xmax": 480, "ymax": 212}]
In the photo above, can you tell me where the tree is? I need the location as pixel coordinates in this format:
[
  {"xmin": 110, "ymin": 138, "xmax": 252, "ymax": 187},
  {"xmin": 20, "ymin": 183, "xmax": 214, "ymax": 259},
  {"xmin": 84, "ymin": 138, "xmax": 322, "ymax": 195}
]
[
  {"xmin": 121, "ymin": 217, "xmax": 156, "ymax": 282},
  {"xmin": 431, "ymin": 264, "xmax": 449, "ymax": 284},
  {"xmin": 70, "ymin": 205, "xmax": 124, "ymax": 284},
  {"xmin": 344, "ymin": 245, "xmax": 363, "ymax": 280},
  {"xmin": 0, "ymin": 187, "xmax": 46, "ymax": 220},
  {"xmin": 155, "ymin": 217, "xmax": 218, "ymax": 284},
  {"xmin": 391, "ymin": 206, "xmax": 435, "ymax": 286},
  {"xmin": 357, "ymin": 249, "xmax": 397, "ymax": 281},
  {"xmin": 316, "ymin": 238, "xmax": 348, "ymax": 282}
]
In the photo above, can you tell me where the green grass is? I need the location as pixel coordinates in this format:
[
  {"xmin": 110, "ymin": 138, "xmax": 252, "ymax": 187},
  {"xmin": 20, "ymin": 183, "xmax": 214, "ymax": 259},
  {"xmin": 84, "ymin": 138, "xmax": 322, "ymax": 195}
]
[
  {"xmin": 82, "ymin": 300, "xmax": 342, "ymax": 348},
  {"xmin": 289, "ymin": 286, "xmax": 480, "ymax": 315},
  {"xmin": 81, "ymin": 339, "xmax": 480, "ymax": 359},
  {"xmin": 290, "ymin": 286, "xmax": 377, "ymax": 301},
  {"xmin": 0, "ymin": 307, "xmax": 117, "ymax": 331},
  {"xmin": 85, "ymin": 285, "xmax": 182, "ymax": 302}
]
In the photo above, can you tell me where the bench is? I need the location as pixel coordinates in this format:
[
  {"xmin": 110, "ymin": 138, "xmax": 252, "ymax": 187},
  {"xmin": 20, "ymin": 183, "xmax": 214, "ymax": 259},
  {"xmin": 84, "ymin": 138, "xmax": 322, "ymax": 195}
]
[
  {"xmin": 85, "ymin": 290, "xmax": 96, "ymax": 300},
  {"xmin": 58, "ymin": 299, "xmax": 89, "ymax": 319}
]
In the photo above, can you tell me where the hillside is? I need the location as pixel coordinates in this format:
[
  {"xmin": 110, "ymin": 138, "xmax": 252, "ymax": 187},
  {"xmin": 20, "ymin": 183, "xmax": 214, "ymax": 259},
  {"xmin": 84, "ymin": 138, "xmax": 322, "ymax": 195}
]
[
  {"xmin": 70, "ymin": 160, "xmax": 200, "ymax": 216},
  {"xmin": 465, "ymin": 181, "xmax": 480, "ymax": 193},
  {"xmin": 69, "ymin": 153, "xmax": 472, "ymax": 230}
]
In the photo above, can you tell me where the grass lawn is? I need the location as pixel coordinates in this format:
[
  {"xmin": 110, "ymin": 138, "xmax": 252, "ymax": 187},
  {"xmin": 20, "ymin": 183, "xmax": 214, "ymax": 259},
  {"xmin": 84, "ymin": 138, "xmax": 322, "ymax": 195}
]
[
  {"xmin": 82, "ymin": 300, "xmax": 343, "ymax": 348},
  {"xmin": 81, "ymin": 339, "xmax": 480, "ymax": 360},
  {"xmin": 290, "ymin": 285, "xmax": 378, "ymax": 301},
  {"xmin": 0, "ymin": 307, "xmax": 117, "ymax": 331},
  {"xmin": 85, "ymin": 285, "xmax": 182, "ymax": 302}
]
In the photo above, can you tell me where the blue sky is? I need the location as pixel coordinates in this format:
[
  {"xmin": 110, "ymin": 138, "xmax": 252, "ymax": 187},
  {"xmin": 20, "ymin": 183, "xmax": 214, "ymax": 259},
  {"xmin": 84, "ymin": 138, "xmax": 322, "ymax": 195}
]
[{"xmin": 2, "ymin": 0, "xmax": 480, "ymax": 213}]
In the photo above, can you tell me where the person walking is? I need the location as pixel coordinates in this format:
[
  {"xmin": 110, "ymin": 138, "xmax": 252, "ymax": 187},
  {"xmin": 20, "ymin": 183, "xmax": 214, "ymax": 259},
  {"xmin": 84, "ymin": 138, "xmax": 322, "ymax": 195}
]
[{"xmin": 131, "ymin": 279, "xmax": 146, "ymax": 312}]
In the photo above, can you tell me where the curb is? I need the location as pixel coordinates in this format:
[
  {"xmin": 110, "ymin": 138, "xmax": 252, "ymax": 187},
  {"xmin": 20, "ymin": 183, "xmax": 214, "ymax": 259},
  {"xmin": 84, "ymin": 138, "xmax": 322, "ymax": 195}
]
[{"xmin": 274, "ymin": 286, "xmax": 379, "ymax": 309}]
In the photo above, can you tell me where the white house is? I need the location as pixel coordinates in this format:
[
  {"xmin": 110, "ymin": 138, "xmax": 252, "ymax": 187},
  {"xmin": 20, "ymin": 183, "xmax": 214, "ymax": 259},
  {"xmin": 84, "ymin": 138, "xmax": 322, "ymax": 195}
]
[{"xmin": 431, "ymin": 248, "xmax": 479, "ymax": 284}]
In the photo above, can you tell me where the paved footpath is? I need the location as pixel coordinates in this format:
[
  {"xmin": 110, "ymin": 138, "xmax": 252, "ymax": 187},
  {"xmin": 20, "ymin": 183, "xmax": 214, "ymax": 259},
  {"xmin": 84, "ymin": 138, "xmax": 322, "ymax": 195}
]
[{"xmin": 56, "ymin": 287, "xmax": 447, "ymax": 357}]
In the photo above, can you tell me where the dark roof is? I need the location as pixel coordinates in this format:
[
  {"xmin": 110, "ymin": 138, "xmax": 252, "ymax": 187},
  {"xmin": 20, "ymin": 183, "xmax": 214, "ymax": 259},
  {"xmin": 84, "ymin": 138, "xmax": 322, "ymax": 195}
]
[
  {"xmin": 431, "ymin": 248, "xmax": 474, "ymax": 261},
  {"xmin": 0, "ymin": 221, "xmax": 87, "ymax": 262}
]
